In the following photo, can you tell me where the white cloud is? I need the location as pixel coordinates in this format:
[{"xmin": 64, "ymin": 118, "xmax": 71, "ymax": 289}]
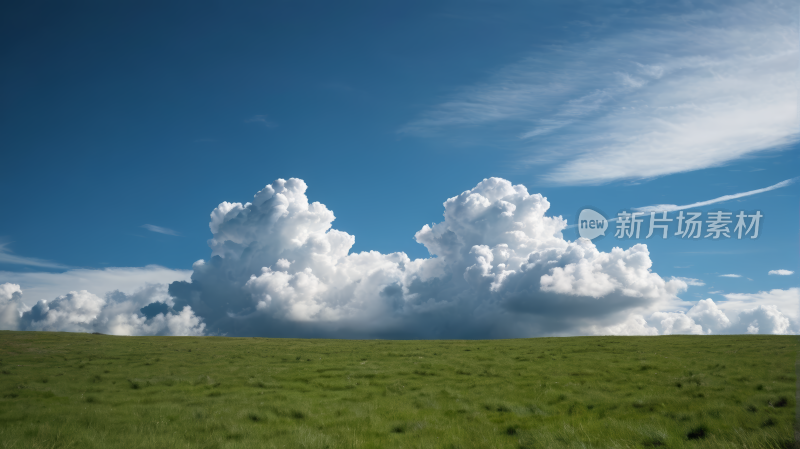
[
  {"xmin": 670, "ymin": 277, "xmax": 705, "ymax": 286},
  {"xmin": 589, "ymin": 314, "xmax": 658, "ymax": 336},
  {"xmin": 17, "ymin": 284, "xmax": 205, "ymax": 336},
  {"xmin": 245, "ymin": 115, "xmax": 277, "ymax": 128},
  {"xmin": 0, "ymin": 283, "xmax": 23, "ymax": 330},
  {"xmin": 0, "ymin": 266, "xmax": 191, "ymax": 308},
  {"xmin": 635, "ymin": 178, "xmax": 797, "ymax": 213},
  {"xmin": 403, "ymin": 1, "xmax": 798, "ymax": 185},
  {"xmin": 1, "ymin": 265, "xmax": 202, "ymax": 336},
  {"xmin": 720, "ymin": 274, "xmax": 741, "ymax": 278},
  {"xmin": 732, "ymin": 305, "xmax": 792, "ymax": 335},
  {"xmin": 769, "ymin": 269, "xmax": 794, "ymax": 276},
  {"xmin": 0, "ymin": 243, "xmax": 69, "ymax": 269},
  {"xmin": 721, "ymin": 288, "xmax": 800, "ymax": 323},
  {"xmin": 142, "ymin": 224, "xmax": 180, "ymax": 236},
  {"xmin": 607, "ymin": 292, "xmax": 798, "ymax": 336},
  {"xmin": 641, "ymin": 292, "xmax": 798, "ymax": 336},
  {"xmin": 167, "ymin": 177, "xmax": 687, "ymax": 338},
  {"xmin": 686, "ymin": 298, "xmax": 731, "ymax": 334},
  {"xmin": 7, "ymin": 178, "xmax": 798, "ymax": 338},
  {"xmin": 631, "ymin": 289, "xmax": 800, "ymax": 336},
  {"xmin": 649, "ymin": 311, "xmax": 705, "ymax": 335}
]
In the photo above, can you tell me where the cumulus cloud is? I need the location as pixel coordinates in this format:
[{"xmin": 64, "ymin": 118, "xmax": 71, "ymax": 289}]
[
  {"xmin": 634, "ymin": 290, "xmax": 799, "ymax": 336},
  {"xmin": 5, "ymin": 282, "xmax": 205, "ymax": 336},
  {"xmin": 589, "ymin": 314, "xmax": 658, "ymax": 337},
  {"xmin": 721, "ymin": 288, "xmax": 800, "ymax": 323},
  {"xmin": 4, "ymin": 178, "xmax": 797, "ymax": 338},
  {"xmin": 648, "ymin": 311, "xmax": 705, "ymax": 335},
  {"xmin": 768, "ymin": 269, "xmax": 794, "ymax": 276},
  {"xmin": 686, "ymin": 298, "xmax": 731, "ymax": 334},
  {"xmin": 0, "ymin": 283, "xmax": 23, "ymax": 330},
  {"xmin": 730, "ymin": 305, "xmax": 792, "ymax": 335},
  {"xmin": 585, "ymin": 292, "xmax": 796, "ymax": 337},
  {"xmin": 0, "ymin": 266, "xmax": 200, "ymax": 336},
  {"xmin": 166, "ymin": 177, "xmax": 687, "ymax": 338}
]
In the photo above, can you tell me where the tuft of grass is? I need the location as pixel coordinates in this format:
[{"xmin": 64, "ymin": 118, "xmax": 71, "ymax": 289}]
[
  {"xmin": 687, "ymin": 424, "xmax": 708, "ymax": 440},
  {"xmin": 768, "ymin": 396, "xmax": 788, "ymax": 408},
  {"xmin": 642, "ymin": 437, "xmax": 666, "ymax": 447},
  {"xmin": 761, "ymin": 417, "xmax": 777, "ymax": 427}
]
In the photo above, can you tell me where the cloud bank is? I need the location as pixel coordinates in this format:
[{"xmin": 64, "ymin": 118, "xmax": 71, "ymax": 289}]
[
  {"xmin": 0, "ymin": 266, "xmax": 191, "ymax": 306},
  {"xmin": 403, "ymin": 0, "xmax": 798, "ymax": 185},
  {"xmin": 2, "ymin": 178, "xmax": 796, "ymax": 337},
  {"xmin": 0, "ymin": 282, "xmax": 204, "ymax": 335}
]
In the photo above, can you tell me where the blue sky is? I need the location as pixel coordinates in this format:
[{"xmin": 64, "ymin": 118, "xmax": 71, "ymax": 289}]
[{"xmin": 0, "ymin": 0, "xmax": 797, "ymax": 337}]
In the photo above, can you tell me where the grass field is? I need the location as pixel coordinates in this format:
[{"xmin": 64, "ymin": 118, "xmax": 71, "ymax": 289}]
[{"xmin": 0, "ymin": 331, "xmax": 796, "ymax": 448}]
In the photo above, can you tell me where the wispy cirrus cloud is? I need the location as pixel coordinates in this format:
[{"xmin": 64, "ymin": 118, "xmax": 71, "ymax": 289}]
[
  {"xmin": 142, "ymin": 224, "xmax": 180, "ymax": 236},
  {"xmin": 402, "ymin": 0, "xmax": 798, "ymax": 185},
  {"xmin": 634, "ymin": 178, "xmax": 797, "ymax": 213},
  {"xmin": 0, "ymin": 243, "xmax": 69, "ymax": 269},
  {"xmin": 245, "ymin": 115, "xmax": 277, "ymax": 128},
  {"xmin": 564, "ymin": 177, "xmax": 794, "ymax": 231},
  {"xmin": 720, "ymin": 274, "xmax": 741, "ymax": 278}
]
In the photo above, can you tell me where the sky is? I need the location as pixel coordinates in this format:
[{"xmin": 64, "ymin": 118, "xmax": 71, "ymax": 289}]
[{"xmin": 0, "ymin": 0, "xmax": 798, "ymax": 338}]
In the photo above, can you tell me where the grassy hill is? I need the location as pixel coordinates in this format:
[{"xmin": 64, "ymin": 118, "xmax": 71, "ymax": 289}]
[{"xmin": 0, "ymin": 331, "xmax": 796, "ymax": 448}]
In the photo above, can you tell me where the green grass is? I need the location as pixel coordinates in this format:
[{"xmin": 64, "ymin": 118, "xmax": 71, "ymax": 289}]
[{"xmin": 0, "ymin": 331, "xmax": 796, "ymax": 448}]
